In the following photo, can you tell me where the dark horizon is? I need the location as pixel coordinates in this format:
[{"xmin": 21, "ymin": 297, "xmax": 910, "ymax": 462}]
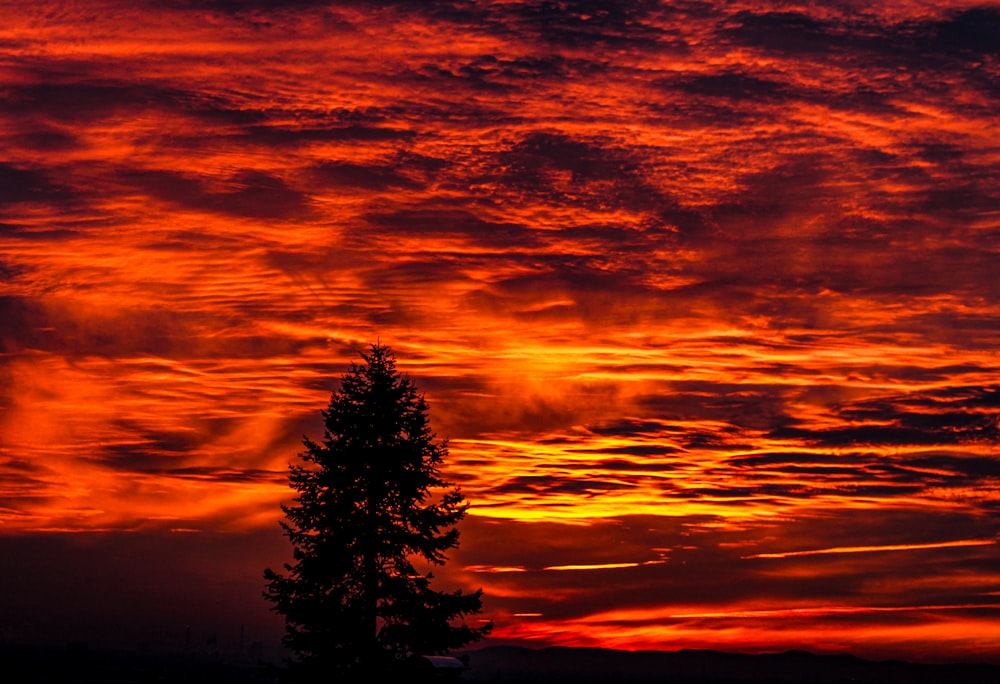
[{"xmin": 5, "ymin": 641, "xmax": 1000, "ymax": 684}]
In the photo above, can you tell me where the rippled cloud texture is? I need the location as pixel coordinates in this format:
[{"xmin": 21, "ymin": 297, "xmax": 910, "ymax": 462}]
[{"xmin": 1, "ymin": 0, "xmax": 999, "ymax": 664}]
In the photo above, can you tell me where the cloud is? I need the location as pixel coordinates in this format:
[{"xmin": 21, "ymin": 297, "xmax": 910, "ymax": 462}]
[
  {"xmin": 635, "ymin": 381, "xmax": 794, "ymax": 430},
  {"xmin": 503, "ymin": 0, "xmax": 674, "ymax": 49},
  {"xmin": 912, "ymin": 6, "xmax": 1000, "ymax": 60},
  {"xmin": 365, "ymin": 207, "xmax": 538, "ymax": 249},
  {"xmin": 669, "ymin": 71, "xmax": 792, "ymax": 103},
  {"xmin": 240, "ymin": 123, "xmax": 416, "ymax": 147},
  {"xmin": 0, "ymin": 163, "xmax": 75, "ymax": 207},
  {"xmin": 1, "ymin": 0, "xmax": 998, "ymax": 663},
  {"xmin": 764, "ymin": 385, "xmax": 1000, "ymax": 449},
  {"xmin": 454, "ymin": 507, "xmax": 1000, "ymax": 638},
  {"xmin": 745, "ymin": 538, "xmax": 997, "ymax": 559},
  {"xmin": 488, "ymin": 132, "xmax": 709, "ymax": 236},
  {"xmin": 2, "ymin": 81, "xmax": 184, "ymax": 124},
  {"xmin": 308, "ymin": 160, "xmax": 424, "ymax": 191},
  {"xmin": 125, "ymin": 168, "xmax": 313, "ymax": 220},
  {"xmin": 490, "ymin": 474, "xmax": 636, "ymax": 498}
]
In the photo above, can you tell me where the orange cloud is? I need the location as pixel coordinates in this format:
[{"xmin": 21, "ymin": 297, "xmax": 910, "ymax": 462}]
[{"xmin": 1, "ymin": 0, "xmax": 998, "ymax": 664}]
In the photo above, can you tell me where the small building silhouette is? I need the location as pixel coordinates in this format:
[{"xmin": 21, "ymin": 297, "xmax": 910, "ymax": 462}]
[{"xmin": 412, "ymin": 655, "xmax": 467, "ymax": 682}]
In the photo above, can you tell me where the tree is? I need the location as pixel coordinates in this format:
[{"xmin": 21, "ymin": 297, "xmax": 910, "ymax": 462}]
[{"xmin": 264, "ymin": 343, "xmax": 490, "ymax": 682}]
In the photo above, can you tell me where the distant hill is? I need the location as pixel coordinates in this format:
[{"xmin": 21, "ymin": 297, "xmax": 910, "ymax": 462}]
[{"xmin": 461, "ymin": 645, "xmax": 1000, "ymax": 684}]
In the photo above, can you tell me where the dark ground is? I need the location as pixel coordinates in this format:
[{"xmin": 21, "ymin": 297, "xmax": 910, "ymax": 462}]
[
  {"xmin": 0, "ymin": 642, "xmax": 277, "ymax": 683},
  {"xmin": 462, "ymin": 645, "xmax": 1000, "ymax": 684},
  {"xmin": 4, "ymin": 642, "xmax": 999, "ymax": 683}
]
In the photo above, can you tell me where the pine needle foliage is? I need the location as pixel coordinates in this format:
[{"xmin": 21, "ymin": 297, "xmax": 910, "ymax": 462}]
[{"xmin": 264, "ymin": 343, "xmax": 489, "ymax": 682}]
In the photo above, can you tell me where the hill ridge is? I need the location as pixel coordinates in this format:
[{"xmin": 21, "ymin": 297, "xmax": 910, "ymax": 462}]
[{"xmin": 461, "ymin": 644, "xmax": 1000, "ymax": 684}]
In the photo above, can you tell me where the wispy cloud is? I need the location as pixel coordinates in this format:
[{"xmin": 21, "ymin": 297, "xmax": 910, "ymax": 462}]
[
  {"xmin": 744, "ymin": 538, "xmax": 997, "ymax": 559},
  {"xmin": 1, "ymin": 0, "xmax": 997, "ymax": 662}
]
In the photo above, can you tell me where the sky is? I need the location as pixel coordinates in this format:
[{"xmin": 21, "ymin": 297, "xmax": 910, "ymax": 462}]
[{"xmin": 1, "ymin": 0, "xmax": 999, "ymax": 665}]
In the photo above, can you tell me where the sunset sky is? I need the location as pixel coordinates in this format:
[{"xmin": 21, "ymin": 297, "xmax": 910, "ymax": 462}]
[{"xmin": 2, "ymin": 0, "xmax": 999, "ymax": 665}]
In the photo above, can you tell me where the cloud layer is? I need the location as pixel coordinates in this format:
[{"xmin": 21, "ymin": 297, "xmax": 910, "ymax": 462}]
[{"xmin": 1, "ymin": 0, "xmax": 998, "ymax": 664}]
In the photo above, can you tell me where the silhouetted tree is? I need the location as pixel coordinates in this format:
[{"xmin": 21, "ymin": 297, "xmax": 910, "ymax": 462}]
[{"xmin": 264, "ymin": 343, "xmax": 490, "ymax": 682}]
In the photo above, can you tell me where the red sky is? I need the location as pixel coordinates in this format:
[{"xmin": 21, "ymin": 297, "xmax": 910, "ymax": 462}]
[{"xmin": 1, "ymin": 0, "xmax": 999, "ymax": 665}]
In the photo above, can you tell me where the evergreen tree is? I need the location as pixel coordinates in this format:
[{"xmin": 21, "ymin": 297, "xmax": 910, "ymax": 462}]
[{"xmin": 264, "ymin": 343, "xmax": 490, "ymax": 682}]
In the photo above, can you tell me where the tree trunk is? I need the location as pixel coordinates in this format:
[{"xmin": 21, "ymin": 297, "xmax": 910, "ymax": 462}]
[{"xmin": 363, "ymin": 469, "xmax": 379, "ymax": 675}]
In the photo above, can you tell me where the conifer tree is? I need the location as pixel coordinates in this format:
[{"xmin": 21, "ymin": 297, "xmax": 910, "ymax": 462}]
[{"xmin": 264, "ymin": 343, "xmax": 490, "ymax": 682}]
